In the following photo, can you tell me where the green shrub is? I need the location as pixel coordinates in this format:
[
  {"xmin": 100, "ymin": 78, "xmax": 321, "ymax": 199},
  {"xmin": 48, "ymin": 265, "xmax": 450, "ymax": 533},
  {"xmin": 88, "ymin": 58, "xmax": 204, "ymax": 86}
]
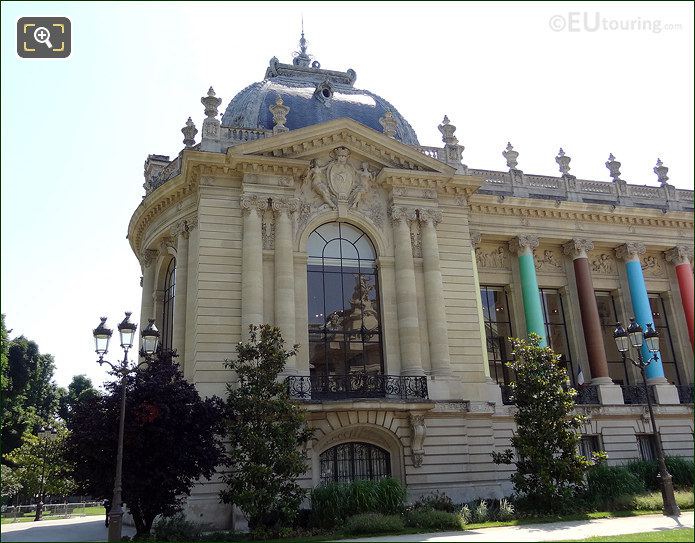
[
  {"xmin": 585, "ymin": 463, "xmax": 645, "ymax": 505},
  {"xmin": 152, "ymin": 513, "xmax": 202, "ymax": 541},
  {"xmin": 472, "ymin": 499, "xmax": 489, "ymax": 523},
  {"xmin": 607, "ymin": 490, "xmax": 694, "ymax": 511},
  {"xmin": 498, "ymin": 498, "xmax": 515, "ymax": 521},
  {"xmin": 458, "ymin": 504, "xmax": 471, "ymax": 524},
  {"xmin": 343, "ymin": 513, "xmax": 405, "ymax": 535},
  {"xmin": 310, "ymin": 478, "xmax": 406, "ymax": 528},
  {"xmin": 414, "ymin": 490, "xmax": 455, "ymax": 513},
  {"xmin": 405, "ymin": 508, "xmax": 465, "ymax": 531},
  {"xmin": 625, "ymin": 458, "xmax": 695, "ymax": 491}
]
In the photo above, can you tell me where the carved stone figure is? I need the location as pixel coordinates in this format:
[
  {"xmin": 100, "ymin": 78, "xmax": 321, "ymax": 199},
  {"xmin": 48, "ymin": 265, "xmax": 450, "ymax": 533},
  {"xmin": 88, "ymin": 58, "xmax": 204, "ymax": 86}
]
[
  {"xmin": 409, "ymin": 413, "xmax": 426, "ymax": 468},
  {"xmin": 590, "ymin": 253, "xmax": 617, "ymax": 275},
  {"xmin": 304, "ymin": 148, "xmax": 375, "ymax": 210},
  {"xmin": 641, "ymin": 254, "xmax": 666, "ymax": 278},
  {"xmin": 535, "ymin": 249, "xmax": 563, "ymax": 272},
  {"xmin": 475, "ymin": 245, "xmax": 510, "ymax": 269}
]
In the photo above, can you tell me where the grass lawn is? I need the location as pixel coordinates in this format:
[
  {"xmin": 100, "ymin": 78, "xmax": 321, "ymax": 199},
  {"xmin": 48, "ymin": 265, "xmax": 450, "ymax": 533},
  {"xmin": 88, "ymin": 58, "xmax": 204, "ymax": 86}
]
[
  {"xmin": 1, "ymin": 505, "xmax": 103, "ymax": 524},
  {"xmin": 556, "ymin": 528, "xmax": 694, "ymax": 542}
]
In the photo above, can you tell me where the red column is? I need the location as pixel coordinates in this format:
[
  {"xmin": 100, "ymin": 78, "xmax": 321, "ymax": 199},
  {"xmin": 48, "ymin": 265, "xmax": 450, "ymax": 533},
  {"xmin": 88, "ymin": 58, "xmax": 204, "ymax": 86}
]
[
  {"xmin": 666, "ymin": 246, "xmax": 694, "ymax": 349},
  {"xmin": 564, "ymin": 239, "xmax": 612, "ymax": 383}
]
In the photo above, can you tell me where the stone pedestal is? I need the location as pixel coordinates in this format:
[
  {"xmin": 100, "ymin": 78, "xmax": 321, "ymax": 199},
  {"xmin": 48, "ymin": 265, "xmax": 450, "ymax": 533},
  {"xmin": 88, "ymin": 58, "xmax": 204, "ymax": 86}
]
[
  {"xmin": 427, "ymin": 376, "xmax": 462, "ymax": 401},
  {"xmin": 596, "ymin": 383, "xmax": 625, "ymax": 405},
  {"xmin": 652, "ymin": 383, "xmax": 680, "ymax": 405}
]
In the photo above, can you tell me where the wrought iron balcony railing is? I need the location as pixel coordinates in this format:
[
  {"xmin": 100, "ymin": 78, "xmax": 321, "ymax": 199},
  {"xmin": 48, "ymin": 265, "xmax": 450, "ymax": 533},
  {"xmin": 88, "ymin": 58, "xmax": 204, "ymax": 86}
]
[
  {"xmin": 286, "ymin": 374, "xmax": 428, "ymax": 401},
  {"xmin": 621, "ymin": 385, "xmax": 656, "ymax": 405},
  {"xmin": 676, "ymin": 384, "xmax": 694, "ymax": 404}
]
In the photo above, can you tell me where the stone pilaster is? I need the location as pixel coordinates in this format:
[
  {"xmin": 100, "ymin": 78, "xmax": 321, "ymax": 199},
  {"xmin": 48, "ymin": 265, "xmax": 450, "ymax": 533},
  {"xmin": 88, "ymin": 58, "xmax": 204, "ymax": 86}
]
[
  {"xmin": 172, "ymin": 219, "xmax": 194, "ymax": 360},
  {"xmin": 139, "ymin": 248, "xmax": 158, "ymax": 354},
  {"xmin": 273, "ymin": 197, "xmax": 299, "ymax": 373},
  {"xmin": 241, "ymin": 194, "xmax": 266, "ymax": 338},
  {"xmin": 390, "ymin": 206, "xmax": 424, "ymax": 375},
  {"xmin": 419, "ymin": 209, "xmax": 451, "ymax": 377}
]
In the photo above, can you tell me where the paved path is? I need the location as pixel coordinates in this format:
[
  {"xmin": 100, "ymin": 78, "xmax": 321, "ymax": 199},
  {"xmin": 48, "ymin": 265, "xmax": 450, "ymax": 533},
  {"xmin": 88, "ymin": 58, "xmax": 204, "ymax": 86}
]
[
  {"xmin": 341, "ymin": 511, "xmax": 694, "ymax": 542},
  {"xmin": 0, "ymin": 516, "xmax": 136, "ymax": 542}
]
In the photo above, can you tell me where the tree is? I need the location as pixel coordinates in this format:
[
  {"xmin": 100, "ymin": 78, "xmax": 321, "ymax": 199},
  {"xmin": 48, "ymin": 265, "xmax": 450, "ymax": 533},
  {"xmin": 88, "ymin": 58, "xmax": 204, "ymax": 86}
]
[
  {"xmin": 57, "ymin": 374, "xmax": 99, "ymax": 428},
  {"xmin": 65, "ymin": 350, "xmax": 223, "ymax": 536},
  {"xmin": 492, "ymin": 334, "xmax": 600, "ymax": 513},
  {"xmin": 7, "ymin": 428, "xmax": 75, "ymax": 504},
  {"xmin": 1, "ymin": 316, "xmax": 60, "ymax": 462},
  {"xmin": 1, "ymin": 464, "xmax": 22, "ymax": 503},
  {"xmin": 220, "ymin": 325, "xmax": 313, "ymax": 531}
]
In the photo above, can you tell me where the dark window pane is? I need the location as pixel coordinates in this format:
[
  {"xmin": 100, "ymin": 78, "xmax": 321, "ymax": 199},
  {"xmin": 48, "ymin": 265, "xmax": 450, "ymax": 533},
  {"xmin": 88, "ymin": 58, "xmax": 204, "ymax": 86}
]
[
  {"xmin": 319, "ymin": 442, "xmax": 391, "ymax": 484},
  {"xmin": 308, "ymin": 271, "xmax": 325, "ymax": 326}
]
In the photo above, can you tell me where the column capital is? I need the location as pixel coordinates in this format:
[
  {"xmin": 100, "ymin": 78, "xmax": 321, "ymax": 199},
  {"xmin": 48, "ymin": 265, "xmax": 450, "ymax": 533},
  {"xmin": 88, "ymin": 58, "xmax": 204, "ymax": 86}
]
[
  {"xmin": 159, "ymin": 237, "xmax": 175, "ymax": 256},
  {"xmin": 417, "ymin": 208, "xmax": 443, "ymax": 228},
  {"xmin": 171, "ymin": 217, "xmax": 197, "ymax": 240},
  {"xmin": 240, "ymin": 193, "xmax": 269, "ymax": 216},
  {"xmin": 664, "ymin": 245, "xmax": 693, "ymax": 266},
  {"xmin": 469, "ymin": 230, "xmax": 482, "ymax": 248},
  {"xmin": 389, "ymin": 205, "xmax": 417, "ymax": 225},
  {"xmin": 271, "ymin": 196, "xmax": 300, "ymax": 216},
  {"xmin": 508, "ymin": 234, "xmax": 539, "ymax": 255},
  {"xmin": 615, "ymin": 242, "xmax": 646, "ymax": 262},
  {"xmin": 140, "ymin": 248, "xmax": 159, "ymax": 268},
  {"xmin": 562, "ymin": 238, "xmax": 594, "ymax": 260}
]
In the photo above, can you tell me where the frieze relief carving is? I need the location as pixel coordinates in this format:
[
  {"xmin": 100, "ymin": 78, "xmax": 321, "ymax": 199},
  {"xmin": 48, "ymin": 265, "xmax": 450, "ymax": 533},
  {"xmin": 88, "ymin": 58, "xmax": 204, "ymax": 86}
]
[
  {"xmin": 640, "ymin": 254, "xmax": 666, "ymax": 278},
  {"xmin": 589, "ymin": 252, "xmax": 618, "ymax": 275},
  {"xmin": 410, "ymin": 221, "xmax": 422, "ymax": 258},
  {"xmin": 534, "ymin": 248, "xmax": 564, "ymax": 273},
  {"xmin": 475, "ymin": 244, "xmax": 511, "ymax": 269},
  {"xmin": 262, "ymin": 209, "xmax": 275, "ymax": 250}
]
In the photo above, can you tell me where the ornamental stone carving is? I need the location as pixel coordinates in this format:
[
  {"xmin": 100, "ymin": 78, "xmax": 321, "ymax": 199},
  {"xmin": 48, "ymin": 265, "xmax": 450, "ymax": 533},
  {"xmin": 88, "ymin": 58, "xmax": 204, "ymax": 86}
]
[
  {"xmin": 469, "ymin": 230, "xmax": 482, "ymax": 248},
  {"xmin": 379, "ymin": 111, "xmax": 397, "ymax": 138},
  {"xmin": 653, "ymin": 158, "xmax": 669, "ymax": 186},
  {"xmin": 410, "ymin": 223, "xmax": 422, "ymax": 258},
  {"xmin": 615, "ymin": 242, "xmax": 646, "ymax": 261},
  {"xmin": 605, "ymin": 153, "xmax": 622, "ymax": 182},
  {"xmin": 409, "ymin": 413, "xmax": 427, "ymax": 468},
  {"xmin": 358, "ymin": 200, "xmax": 386, "ymax": 230},
  {"xmin": 303, "ymin": 149, "xmax": 374, "ymax": 210},
  {"xmin": 640, "ymin": 254, "xmax": 666, "ymax": 278},
  {"xmin": 534, "ymin": 248, "xmax": 564, "ymax": 273},
  {"xmin": 389, "ymin": 206, "xmax": 417, "ymax": 225},
  {"xmin": 418, "ymin": 208, "xmax": 443, "ymax": 227},
  {"xmin": 664, "ymin": 245, "xmax": 694, "ymax": 266},
  {"xmin": 261, "ymin": 210, "xmax": 275, "ymax": 250},
  {"xmin": 562, "ymin": 238, "xmax": 594, "ymax": 259},
  {"xmin": 269, "ymin": 95, "xmax": 290, "ymax": 134},
  {"xmin": 502, "ymin": 142, "xmax": 519, "ymax": 170},
  {"xmin": 181, "ymin": 117, "xmax": 198, "ymax": 148},
  {"xmin": 475, "ymin": 245, "xmax": 510, "ymax": 269},
  {"xmin": 508, "ymin": 235, "xmax": 539, "ymax": 255},
  {"xmin": 271, "ymin": 196, "xmax": 300, "ymax": 215},
  {"xmin": 590, "ymin": 252, "xmax": 618, "ymax": 275},
  {"xmin": 141, "ymin": 248, "xmax": 158, "ymax": 268}
]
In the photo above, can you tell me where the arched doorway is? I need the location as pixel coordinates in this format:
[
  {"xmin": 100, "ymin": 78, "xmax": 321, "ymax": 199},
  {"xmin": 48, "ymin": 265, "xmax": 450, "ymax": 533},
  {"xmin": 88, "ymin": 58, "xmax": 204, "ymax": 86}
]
[{"xmin": 319, "ymin": 442, "xmax": 391, "ymax": 483}]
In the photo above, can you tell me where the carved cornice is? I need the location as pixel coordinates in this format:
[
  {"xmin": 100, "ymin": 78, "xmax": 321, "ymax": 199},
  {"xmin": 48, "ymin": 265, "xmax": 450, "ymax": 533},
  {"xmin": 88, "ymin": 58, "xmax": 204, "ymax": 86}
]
[
  {"xmin": 615, "ymin": 242, "xmax": 646, "ymax": 261},
  {"xmin": 508, "ymin": 235, "xmax": 540, "ymax": 255},
  {"xmin": 469, "ymin": 201, "xmax": 693, "ymax": 230},
  {"xmin": 664, "ymin": 245, "xmax": 694, "ymax": 266},
  {"xmin": 227, "ymin": 155, "xmax": 306, "ymax": 178},
  {"xmin": 562, "ymin": 238, "xmax": 594, "ymax": 260}
]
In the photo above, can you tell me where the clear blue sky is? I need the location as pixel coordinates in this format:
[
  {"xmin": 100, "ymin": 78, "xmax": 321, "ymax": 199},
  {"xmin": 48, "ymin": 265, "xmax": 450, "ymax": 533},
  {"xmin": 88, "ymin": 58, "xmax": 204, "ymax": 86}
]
[{"xmin": 1, "ymin": 1, "xmax": 693, "ymax": 388}]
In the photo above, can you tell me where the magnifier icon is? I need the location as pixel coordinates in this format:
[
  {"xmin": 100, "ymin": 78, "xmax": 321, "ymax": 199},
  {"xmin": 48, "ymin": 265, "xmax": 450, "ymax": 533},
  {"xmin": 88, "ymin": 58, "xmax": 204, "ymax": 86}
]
[{"xmin": 33, "ymin": 26, "xmax": 53, "ymax": 49}]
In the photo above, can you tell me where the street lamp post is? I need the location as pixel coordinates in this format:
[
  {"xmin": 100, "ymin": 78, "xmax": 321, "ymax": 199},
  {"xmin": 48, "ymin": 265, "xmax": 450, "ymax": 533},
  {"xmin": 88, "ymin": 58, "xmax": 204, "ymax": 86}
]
[
  {"xmin": 613, "ymin": 318, "xmax": 680, "ymax": 517},
  {"xmin": 93, "ymin": 313, "xmax": 160, "ymax": 542},
  {"xmin": 34, "ymin": 427, "xmax": 58, "ymax": 521}
]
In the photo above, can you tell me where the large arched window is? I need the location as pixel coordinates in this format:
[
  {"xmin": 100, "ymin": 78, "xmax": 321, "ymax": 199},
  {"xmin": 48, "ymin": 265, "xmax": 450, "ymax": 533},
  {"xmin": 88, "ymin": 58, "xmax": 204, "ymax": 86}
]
[
  {"xmin": 319, "ymin": 442, "xmax": 391, "ymax": 483},
  {"xmin": 161, "ymin": 258, "xmax": 176, "ymax": 350},
  {"xmin": 307, "ymin": 223, "xmax": 383, "ymax": 379}
]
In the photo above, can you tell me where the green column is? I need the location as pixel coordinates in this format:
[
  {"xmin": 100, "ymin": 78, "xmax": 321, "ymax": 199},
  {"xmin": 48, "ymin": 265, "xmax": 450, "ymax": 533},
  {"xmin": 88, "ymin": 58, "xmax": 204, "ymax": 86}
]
[{"xmin": 512, "ymin": 236, "xmax": 547, "ymax": 346}]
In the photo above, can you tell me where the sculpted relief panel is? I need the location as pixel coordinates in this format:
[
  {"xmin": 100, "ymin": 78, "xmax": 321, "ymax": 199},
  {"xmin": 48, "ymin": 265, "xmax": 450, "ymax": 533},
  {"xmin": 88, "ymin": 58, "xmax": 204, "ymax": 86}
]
[
  {"xmin": 589, "ymin": 251, "xmax": 618, "ymax": 276},
  {"xmin": 475, "ymin": 244, "xmax": 511, "ymax": 270},
  {"xmin": 640, "ymin": 253, "xmax": 667, "ymax": 278},
  {"xmin": 294, "ymin": 147, "xmax": 388, "ymax": 238},
  {"xmin": 534, "ymin": 247, "xmax": 564, "ymax": 274}
]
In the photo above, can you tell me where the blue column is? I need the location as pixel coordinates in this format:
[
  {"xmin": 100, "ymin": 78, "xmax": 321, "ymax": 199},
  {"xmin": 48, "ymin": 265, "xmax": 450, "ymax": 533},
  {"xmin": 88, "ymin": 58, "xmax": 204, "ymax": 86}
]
[{"xmin": 625, "ymin": 259, "xmax": 664, "ymax": 380}]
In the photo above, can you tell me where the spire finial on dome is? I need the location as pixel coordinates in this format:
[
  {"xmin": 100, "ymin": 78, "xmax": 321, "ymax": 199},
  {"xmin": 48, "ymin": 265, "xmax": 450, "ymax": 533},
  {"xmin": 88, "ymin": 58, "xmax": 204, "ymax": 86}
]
[{"xmin": 293, "ymin": 18, "xmax": 312, "ymax": 68}]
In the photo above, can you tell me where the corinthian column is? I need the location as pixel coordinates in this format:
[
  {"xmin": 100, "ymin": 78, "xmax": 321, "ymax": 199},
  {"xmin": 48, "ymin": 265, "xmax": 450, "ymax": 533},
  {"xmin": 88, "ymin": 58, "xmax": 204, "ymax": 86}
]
[
  {"xmin": 615, "ymin": 243, "xmax": 665, "ymax": 382},
  {"xmin": 273, "ymin": 197, "xmax": 299, "ymax": 373},
  {"xmin": 419, "ymin": 209, "xmax": 451, "ymax": 377},
  {"xmin": 665, "ymin": 245, "xmax": 694, "ymax": 348},
  {"xmin": 241, "ymin": 194, "xmax": 265, "ymax": 338},
  {"xmin": 563, "ymin": 238, "xmax": 611, "ymax": 383},
  {"xmin": 139, "ymin": 248, "xmax": 158, "ymax": 353},
  {"xmin": 391, "ymin": 207, "xmax": 423, "ymax": 375},
  {"xmin": 509, "ymin": 235, "xmax": 546, "ymax": 345},
  {"xmin": 172, "ymin": 220, "xmax": 192, "ymax": 358}
]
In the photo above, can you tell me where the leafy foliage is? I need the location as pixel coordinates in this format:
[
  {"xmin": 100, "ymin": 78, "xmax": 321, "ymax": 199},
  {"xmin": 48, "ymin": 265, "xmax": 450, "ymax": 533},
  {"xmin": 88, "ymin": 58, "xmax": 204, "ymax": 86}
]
[
  {"xmin": 492, "ymin": 334, "xmax": 598, "ymax": 513},
  {"xmin": 1, "ymin": 464, "xmax": 22, "ymax": 501},
  {"xmin": 6, "ymin": 427, "xmax": 75, "ymax": 501},
  {"xmin": 310, "ymin": 478, "xmax": 406, "ymax": 527},
  {"xmin": 65, "ymin": 349, "xmax": 223, "ymax": 536},
  {"xmin": 625, "ymin": 458, "xmax": 694, "ymax": 491},
  {"xmin": 404, "ymin": 508, "xmax": 465, "ymax": 530},
  {"xmin": 583, "ymin": 463, "xmax": 646, "ymax": 506},
  {"xmin": 414, "ymin": 490, "xmax": 455, "ymax": 512},
  {"xmin": 220, "ymin": 325, "xmax": 312, "ymax": 530},
  {"xmin": 343, "ymin": 512, "xmax": 405, "ymax": 535},
  {"xmin": 152, "ymin": 513, "xmax": 203, "ymax": 541},
  {"xmin": 1, "ymin": 315, "xmax": 60, "ymax": 462},
  {"xmin": 56, "ymin": 374, "xmax": 99, "ymax": 428}
]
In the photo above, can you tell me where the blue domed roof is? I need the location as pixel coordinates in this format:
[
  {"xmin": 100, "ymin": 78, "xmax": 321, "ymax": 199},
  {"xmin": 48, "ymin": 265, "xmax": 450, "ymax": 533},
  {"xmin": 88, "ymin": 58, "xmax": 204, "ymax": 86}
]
[{"xmin": 221, "ymin": 54, "xmax": 419, "ymax": 146}]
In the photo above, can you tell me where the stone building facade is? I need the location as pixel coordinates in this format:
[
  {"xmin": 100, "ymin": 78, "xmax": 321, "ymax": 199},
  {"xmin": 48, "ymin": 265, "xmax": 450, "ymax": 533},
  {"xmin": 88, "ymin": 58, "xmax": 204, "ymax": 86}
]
[{"xmin": 128, "ymin": 40, "xmax": 694, "ymax": 528}]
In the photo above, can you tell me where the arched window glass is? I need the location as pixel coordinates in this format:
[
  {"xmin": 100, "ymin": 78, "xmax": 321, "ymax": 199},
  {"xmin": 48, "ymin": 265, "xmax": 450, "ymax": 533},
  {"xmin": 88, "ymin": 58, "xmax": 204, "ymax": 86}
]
[
  {"xmin": 161, "ymin": 258, "xmax": 176, "ymax": 350},
  {"xmin": 319, "ymin": 442, "xmax": 391, "ymax": 484},
  {"xmin": 307, "ymin": 223, "xmax": 383, "ymax": 378}
]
